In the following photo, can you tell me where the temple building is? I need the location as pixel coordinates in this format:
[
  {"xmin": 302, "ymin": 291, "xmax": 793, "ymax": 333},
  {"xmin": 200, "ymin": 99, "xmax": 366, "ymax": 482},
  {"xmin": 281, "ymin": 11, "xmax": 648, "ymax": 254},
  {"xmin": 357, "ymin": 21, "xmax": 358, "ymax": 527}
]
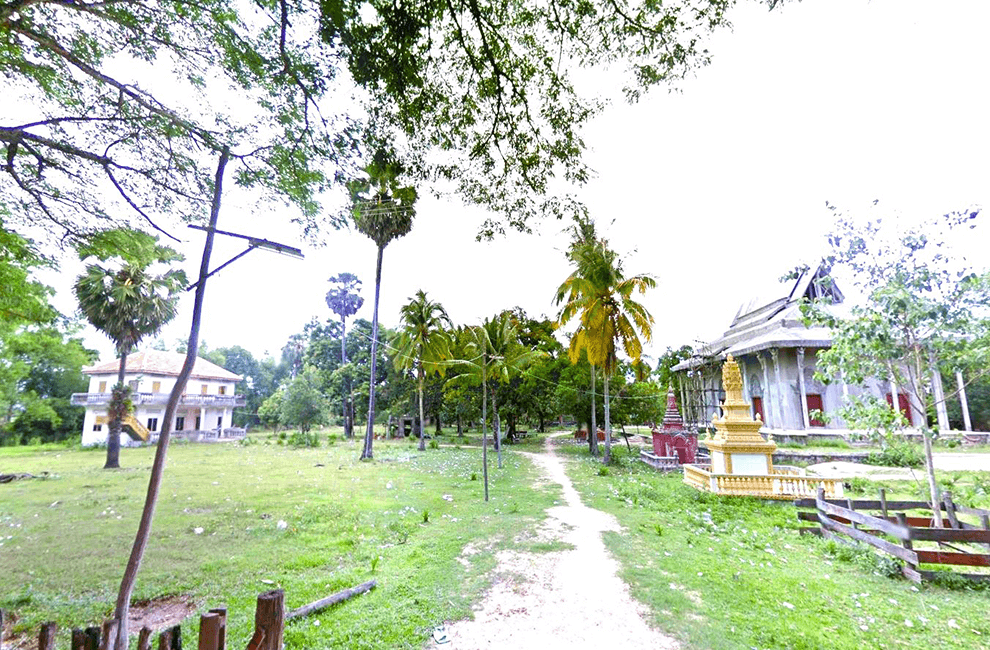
[
  {"xmin": 71, "ymin": 350, "xmax": 246, "ymax": 445},
  {"xmin": 670, "ymin": 265, "xmax": 969, "ymax": 432}
]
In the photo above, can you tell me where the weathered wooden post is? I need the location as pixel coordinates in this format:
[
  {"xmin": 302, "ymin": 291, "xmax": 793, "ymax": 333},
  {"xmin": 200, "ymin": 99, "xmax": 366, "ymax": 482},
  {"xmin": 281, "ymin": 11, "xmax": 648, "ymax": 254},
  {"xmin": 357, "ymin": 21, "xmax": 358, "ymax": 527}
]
[
  {"xmin": 253, "ymin": 590, "xmax": 284, "ymax": 650},
  {"xmin": 198, "ymin": 612, "xmax": 222, "ymax": 650},
  {"xmin": 208, "ymin": 608, "xmax": 227, "ymax": 650},
  {"xmin": 99, "ymin": 619, "xmax": 118, "ymax": 650},
  {"xmin": 37, "ymin": 622, "xmax": 58, "ymax": 650},
  {"xmin": 895, "ymin": 512, "xmax": 921, "ymax": 583},
  {"xmin": 138, "ymin": 627, "xmax": 154, "ymax": 650},
  {"xmin": 157, "ymin": 625, "xmax": 181, "ymax": 650},
  {"xmin": 71, "ymin": 626, "xmax": 101, "ymax": 650}
]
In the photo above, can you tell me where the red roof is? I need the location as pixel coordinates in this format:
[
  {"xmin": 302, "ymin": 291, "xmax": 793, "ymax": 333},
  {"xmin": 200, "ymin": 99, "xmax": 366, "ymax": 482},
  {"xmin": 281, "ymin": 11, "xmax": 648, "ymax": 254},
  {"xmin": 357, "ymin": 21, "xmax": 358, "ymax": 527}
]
[{"xmin": 83, "ymin": 350, "xmax": 243, "ymax": 381}]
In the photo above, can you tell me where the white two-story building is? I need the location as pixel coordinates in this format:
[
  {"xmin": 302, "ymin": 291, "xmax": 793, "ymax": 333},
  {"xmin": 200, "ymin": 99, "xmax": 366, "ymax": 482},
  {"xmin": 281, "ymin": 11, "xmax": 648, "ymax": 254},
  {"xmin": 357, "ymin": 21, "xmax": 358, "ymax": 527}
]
[{"xmin": 72, "ymin": 350, "xmax": 246, "ymax": 445}]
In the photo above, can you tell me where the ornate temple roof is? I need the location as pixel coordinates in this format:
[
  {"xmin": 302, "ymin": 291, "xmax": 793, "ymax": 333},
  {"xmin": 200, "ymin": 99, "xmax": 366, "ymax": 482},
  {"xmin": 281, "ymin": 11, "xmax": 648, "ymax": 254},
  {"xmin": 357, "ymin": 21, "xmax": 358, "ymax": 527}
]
[{"xmin": 673, "ymin": 264, "xmax": 842, "ymax": 371}]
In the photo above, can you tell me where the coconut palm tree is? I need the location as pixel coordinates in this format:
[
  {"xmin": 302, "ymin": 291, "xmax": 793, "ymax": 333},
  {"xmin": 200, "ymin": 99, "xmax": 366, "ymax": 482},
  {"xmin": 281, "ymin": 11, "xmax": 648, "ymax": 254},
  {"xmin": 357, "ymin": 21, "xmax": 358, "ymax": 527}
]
[
  {"xmin": 326, "ymin": 272, "xmax": 364, "ymax": 437},
  {"xmin": 351, "ymin": 152, "xmax": 416, "ymax": 460},
  {"xmin": 74, "ymin": 229, "xmax": 186, "ymax": 469},
  {"xmin": 555, "ymin": 218, "xmax": 655, "ymax": 464},
  {"xmin": 393, "ymin": 290, "xmax": 452, "ymax": 451}
]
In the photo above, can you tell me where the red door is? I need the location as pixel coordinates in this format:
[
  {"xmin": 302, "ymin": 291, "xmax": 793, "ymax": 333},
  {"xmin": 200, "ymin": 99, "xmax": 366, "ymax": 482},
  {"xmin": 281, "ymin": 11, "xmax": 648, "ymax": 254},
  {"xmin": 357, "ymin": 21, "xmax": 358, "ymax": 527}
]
[
  {"xmin": 751, "ymin": 396, "xmax": 764, "ymax": 424},
  {"xmin": 806, "ymin": 394, "xmax": 825, "ymax": 427},
  {"xmin": 886, "ymin": 393, "xmax": 913, "ymax": 425}
]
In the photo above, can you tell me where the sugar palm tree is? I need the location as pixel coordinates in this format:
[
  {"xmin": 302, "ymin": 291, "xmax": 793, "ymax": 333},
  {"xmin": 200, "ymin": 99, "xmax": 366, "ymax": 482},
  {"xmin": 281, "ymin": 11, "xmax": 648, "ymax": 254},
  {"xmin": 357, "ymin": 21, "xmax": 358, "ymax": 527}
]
[
  {"xmin": 326, "ymin": 272, "xmax": 364, "ymax": 437},
  {"xmin": 74, "ymin": 229, "xmax": 186, "ymax": 469},
  {"xmin": 555, "ymin": 219, "xmax": 655, "ymax": 464},
  {"xmin": 351, "ymin": 152, "xmax": 416, "ymax": 460},
  {"xmin": 393, "ymin": 290, "xmax": 452, "ymax": 451}
]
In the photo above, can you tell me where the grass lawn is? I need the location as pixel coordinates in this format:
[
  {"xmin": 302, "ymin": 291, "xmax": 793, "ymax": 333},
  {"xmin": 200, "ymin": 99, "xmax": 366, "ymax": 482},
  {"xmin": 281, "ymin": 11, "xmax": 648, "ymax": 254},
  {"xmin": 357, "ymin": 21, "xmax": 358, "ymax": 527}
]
[
  {"xmin": 0, "ymin": 432, "xmax": 557, "ymax": 649},
  {"xmin": 556, "ymin": 442, "xmax": 990, "ymax": 650}
]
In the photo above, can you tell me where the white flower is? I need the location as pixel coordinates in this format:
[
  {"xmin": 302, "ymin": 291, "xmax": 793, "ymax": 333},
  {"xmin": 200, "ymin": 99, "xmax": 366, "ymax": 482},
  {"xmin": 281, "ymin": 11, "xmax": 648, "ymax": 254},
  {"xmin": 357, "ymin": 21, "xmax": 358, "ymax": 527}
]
[
  {"xmin": 781, "ymin": 602, "xmax": 795, "ymax": 610},
  {"xmin": 948, "ymin": 620, "xmax": 960, "ymax": 629},
  {"xmin": 904, "ymin": 619, "xmax": 913, "ymax": 628},
  {"xmin": 277, "ymin": 520, "xmax": 288, "ymax": 530},
  {"xmin": 194, "ymin": 527, "xmax": 204, "ymax": 535}
]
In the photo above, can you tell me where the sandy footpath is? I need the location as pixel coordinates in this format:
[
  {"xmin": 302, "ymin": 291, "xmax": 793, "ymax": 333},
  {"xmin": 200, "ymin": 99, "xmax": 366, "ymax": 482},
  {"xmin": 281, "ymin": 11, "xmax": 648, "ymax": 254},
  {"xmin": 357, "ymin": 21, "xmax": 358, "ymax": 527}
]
[{"xmin": 435, "ymin": 437, "xmax": 678, "ymax": 650}]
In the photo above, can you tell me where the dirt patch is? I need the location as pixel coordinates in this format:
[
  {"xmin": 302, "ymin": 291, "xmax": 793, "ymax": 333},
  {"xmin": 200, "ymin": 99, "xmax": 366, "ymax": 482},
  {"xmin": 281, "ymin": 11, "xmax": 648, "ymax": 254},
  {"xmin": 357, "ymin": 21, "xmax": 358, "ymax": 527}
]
[{"xmin": 1, "ymin": 595, "xmax": 197, "ymax": 650}]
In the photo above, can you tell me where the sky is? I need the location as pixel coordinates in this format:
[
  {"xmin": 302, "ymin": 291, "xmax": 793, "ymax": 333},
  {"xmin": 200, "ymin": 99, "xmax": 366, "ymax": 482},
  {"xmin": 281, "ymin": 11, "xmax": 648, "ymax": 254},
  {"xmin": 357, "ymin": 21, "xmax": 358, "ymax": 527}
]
[{"xmin": 42, "ymin": 0, "xmax": 990, "ymax": 365}]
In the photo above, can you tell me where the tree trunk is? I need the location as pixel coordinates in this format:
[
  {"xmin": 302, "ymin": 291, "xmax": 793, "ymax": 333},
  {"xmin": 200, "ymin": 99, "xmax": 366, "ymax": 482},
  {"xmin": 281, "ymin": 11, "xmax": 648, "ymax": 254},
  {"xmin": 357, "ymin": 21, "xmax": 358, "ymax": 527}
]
[
  {"xmin": 417, "ymin": 363, "xmax": 426, "ymax": 451},
  {"xmin": 603, "ymin": 373, "xmax": 612, "ymax": 464},
  {"xmin": 341, "ymin": 315, "xmax": 351, "ymax": 438},
  {"xmin": 589, "ymin": 364, "xmax": 598, "ymax": 456},
  {"xmin": 361, "ymin": 245, "xmax": 385, "ymax": 460},
  {"xmin": 906, "ymin": 350, "xmax": 943, "ymax": 527},
  {"xmin": 457, "ymin": 412, "xmax": 463, "ymax": 437},
  {"xmin": 493, "ymin": 391, "xmax": 503, "ymax": 469},
  {"xmin": 112, "ymin": 148, "xmax": 229, "ymax": 649},
  {"xmin": 482, "ymin": 356, "xmax": 489, "ymax": 502},
  {"xmin": 105, "ymin": 351, "xmax": 128, "ymax": 469}
]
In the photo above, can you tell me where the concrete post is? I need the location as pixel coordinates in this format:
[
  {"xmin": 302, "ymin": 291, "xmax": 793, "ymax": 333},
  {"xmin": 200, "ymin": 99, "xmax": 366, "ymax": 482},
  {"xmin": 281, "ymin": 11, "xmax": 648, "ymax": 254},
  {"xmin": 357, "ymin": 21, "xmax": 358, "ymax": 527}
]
[
  {"xmin": 956, "ymin": 371, "xmax": 972, "ymax": 432},
  {"xmin": 758, "ymin": 352, "xmax": 773, "ymax": 428},
  {"xmin": 771, "ymin": 348, "xmax": 784, "ymax": 429},
  {"xmin": 931, "ymin": 365, "xmax": 950, "ymax": 432},
  {"xmin": 796, "ymin": 347, "xmax": 810, "ymax": 429}
]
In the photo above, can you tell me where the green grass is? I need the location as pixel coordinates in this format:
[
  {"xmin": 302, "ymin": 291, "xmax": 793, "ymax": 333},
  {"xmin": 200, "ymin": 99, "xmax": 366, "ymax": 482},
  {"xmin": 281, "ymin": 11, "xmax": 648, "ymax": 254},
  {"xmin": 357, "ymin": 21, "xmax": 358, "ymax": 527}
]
[
  {"xmin": 0, "ymin": 433, "xmax": 557, "ymax": 649},
  {"xmin": 556, "ymin": 444, "xmax": 990, "ymax": 650}
]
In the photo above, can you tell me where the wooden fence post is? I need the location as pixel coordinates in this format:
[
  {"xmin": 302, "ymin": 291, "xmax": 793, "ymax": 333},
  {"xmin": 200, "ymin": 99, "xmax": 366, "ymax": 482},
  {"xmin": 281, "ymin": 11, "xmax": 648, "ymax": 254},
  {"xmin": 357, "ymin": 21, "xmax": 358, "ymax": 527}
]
[
  {"xmin": 942, "ymin": 491, "xmax": 960, "ymax": 529},
  {"xmin": 253, "ymin": 590, "xmax": 284, "ymax": 650},
  {"xmin": 158, "ymin": 625, "xmax": 181, "ymax": 650},
  {"xmin": 138, "ymin": 627, "xmax": 154, "ymax": 650},
  {"xmin": 38, "ymin": 622, "xmax": 58, "ymax": 650},
  {"xmin": 0, "ymin": 608, "xmax": 4, "ymax": 650},
  {"xmin": 896, "ymin": 512, "xmax": 921, "ymax": 583},
  {"xmin": 879, "ymin": 488, "xmax": 888, "ymax": 520},
  {"xmin": 208, "ymin": 608, "xmax": 227, "ymax": 650},
  {"xmin": 99, "ymin": 619, "xmax": 118, "ymax": 650},
  {"xmin": 198, "ymin": 612, "xmax": 222, "ymax": 650}
]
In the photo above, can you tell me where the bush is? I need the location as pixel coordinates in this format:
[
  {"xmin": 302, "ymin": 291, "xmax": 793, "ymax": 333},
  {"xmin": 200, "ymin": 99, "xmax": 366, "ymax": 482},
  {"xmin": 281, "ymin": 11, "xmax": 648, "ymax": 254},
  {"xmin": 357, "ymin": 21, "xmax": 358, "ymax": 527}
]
[
  {"xmin": 287, "ymin": 431, "xmax": 320, "ymax": 448},
  {"xmin": 863, "ymin": 441, "xmax": 924, "ymax": 468}
]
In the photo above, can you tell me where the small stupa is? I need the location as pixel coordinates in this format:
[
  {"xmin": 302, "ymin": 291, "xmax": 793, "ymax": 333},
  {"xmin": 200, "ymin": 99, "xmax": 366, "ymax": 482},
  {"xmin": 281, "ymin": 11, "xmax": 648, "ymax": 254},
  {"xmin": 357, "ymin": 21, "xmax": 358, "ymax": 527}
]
[
  {"xmin": 704, "ymin": 355, "xmax": 776, "ymax": 476},
  {"xmin": 683, "ymin": 356, "xmax": 843, "ymax": 499},
  {"xmin": 660, "ymin": 389, "xmax": 685, "ymax": 431}
]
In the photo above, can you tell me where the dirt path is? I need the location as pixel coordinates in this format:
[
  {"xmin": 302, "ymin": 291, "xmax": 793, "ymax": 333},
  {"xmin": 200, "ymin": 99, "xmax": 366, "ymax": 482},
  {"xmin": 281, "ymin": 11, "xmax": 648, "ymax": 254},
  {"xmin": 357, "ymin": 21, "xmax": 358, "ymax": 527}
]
[{"xmin": 435, "ymin": 436, "xmax": 678, "ymax": 650}]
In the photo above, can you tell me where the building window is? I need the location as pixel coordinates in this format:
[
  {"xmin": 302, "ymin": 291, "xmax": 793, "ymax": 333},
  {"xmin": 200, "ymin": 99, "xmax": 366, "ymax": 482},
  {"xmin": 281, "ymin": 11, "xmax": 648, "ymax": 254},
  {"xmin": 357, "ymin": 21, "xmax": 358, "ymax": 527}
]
[
  {"xmin": 806, "ymin": 394, "xmax": 825, "ymax": 427},
  {"xmin": 152, "ymin": 381, "xmax": 161, "ymax": 393},
  {"xmin": 176, "ymin": 416, "xmax": 185, "ymax": 431},
  {"xmin": 219, "ymin": 385, "xmax": 227, "ymax": 395},
  {"xmin": 147, "ymin": 417, "xmax": 159, "ymax": 432},
  {"xmin": 92, "ymin": 423, "xmax": 102, "ymax": 432},
  {"xmin": 201, "ymin": 384, "xmax": 208, "ymax": 395},
  {"xmin": 195, "ymin": 416, "xmax": 201, "ymax": 430},
  {"xmin": 98, "ymin": 381, "xmax": 107, "ymax": 393},
  {"xmin": 217, "ymin": 416, "xmax": 223, "ymax": 429}
]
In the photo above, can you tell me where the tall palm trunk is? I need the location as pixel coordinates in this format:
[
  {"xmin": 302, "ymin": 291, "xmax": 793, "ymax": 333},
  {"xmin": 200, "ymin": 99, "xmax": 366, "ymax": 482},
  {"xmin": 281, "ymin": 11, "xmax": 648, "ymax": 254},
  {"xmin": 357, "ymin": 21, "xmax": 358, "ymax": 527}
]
[
  {"xmin": 417, "ymin": 361, "xmax": 427, "ymax": 451},
  {"xmin": 603, "ymin": 372, "xmax": 612, "ymax": 464},
  {"xmin": 482, "ymin": 354, "xmax": 489, "ymax": 501},
  {"xmin": 112, "ymin": 148, "xmax": 228, "ymax": 649},
  {"xmin": 105, "ymin": 350, "xmax": 128, "ymax": 469},
  {"xmin": 589, "ymin": 364, "xmax": 598, "ymax": 456},
  {"xmin": 341, "ymin": 315, "xmax": 352, "ymax": 438},
  {"xmin": 361, "ymin": 245, "xmax": 384, "ymax": 460}
]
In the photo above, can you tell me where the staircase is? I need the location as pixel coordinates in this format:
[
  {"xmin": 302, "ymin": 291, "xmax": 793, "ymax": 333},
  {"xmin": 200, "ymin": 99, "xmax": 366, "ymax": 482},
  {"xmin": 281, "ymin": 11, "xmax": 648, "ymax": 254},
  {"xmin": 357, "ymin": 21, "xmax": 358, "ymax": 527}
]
[{"xmin": 121, "ymin": 415, "xmax": 151, "ymax": 442}]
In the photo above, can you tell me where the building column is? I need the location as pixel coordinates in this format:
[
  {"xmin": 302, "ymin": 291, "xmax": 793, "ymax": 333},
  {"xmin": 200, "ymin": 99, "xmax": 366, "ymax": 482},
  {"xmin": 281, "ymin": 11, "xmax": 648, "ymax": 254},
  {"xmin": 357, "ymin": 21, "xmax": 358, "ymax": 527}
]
[
  {"xmin": 740, "ymin": 358, "xmax": 752, "ymax": 418},
  {"xmin": 771, "ymin": 347, "xmax": 784, "ymax": 429},
  {"xmin": 956, "ymin": 371, "xmax": 972, "ymax": 432},
  {"xmin": 796, "ymin": 347, "xmax": 810, "ymax": 429},
  {"xmin": 678, "ymin": 376, "xmax": 689, "ymax": 425},
  {"xmin": 758, "ymin": 353, "xmax": 773, "ymax": 428},
  {"xmin": 890, "ymin": 371, "xmax": 900, "ymax": 417},
  {"xmin": 931, "ymin": 364, "xmax": 950, "ymax": 432}
]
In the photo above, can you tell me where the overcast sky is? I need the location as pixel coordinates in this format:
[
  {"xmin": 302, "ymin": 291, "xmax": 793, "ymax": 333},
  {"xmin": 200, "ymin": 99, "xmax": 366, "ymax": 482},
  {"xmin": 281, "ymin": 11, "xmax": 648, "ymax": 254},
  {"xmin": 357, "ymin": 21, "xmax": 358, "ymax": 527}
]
[{"xmin": 45, "ymin": 0, "xmax": 990, "ymax": 365}]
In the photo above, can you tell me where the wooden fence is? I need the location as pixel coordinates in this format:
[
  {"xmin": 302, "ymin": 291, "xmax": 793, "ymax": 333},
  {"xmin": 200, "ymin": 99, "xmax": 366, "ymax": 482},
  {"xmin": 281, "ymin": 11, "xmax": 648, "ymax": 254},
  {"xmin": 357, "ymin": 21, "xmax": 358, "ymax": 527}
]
[
  {"xmin": 796, "ymin": 487, "xmax": 990, "ymax": 583},
  {"xmin": 1, "ymin": 581, "xmax": 376, "ymax": 650}
]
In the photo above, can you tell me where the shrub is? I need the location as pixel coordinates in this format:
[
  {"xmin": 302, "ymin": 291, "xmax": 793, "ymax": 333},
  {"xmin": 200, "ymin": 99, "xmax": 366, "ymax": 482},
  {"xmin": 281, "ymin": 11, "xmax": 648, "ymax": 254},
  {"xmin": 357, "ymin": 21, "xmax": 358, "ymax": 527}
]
[
  {"xmin": 287, "ymin": 431, "xmax": 320, "ymax": 448},
  {"xmin": 863, "ymin": 441, "xmax": 924, "ymax": 468}
]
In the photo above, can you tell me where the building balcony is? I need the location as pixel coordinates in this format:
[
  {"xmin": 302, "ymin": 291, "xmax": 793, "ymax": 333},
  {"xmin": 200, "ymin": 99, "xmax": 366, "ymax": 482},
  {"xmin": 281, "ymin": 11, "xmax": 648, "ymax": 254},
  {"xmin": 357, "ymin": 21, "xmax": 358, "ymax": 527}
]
[{"xmin": 70, "ymin": 392, "xmax": 246, "ymax": 408}]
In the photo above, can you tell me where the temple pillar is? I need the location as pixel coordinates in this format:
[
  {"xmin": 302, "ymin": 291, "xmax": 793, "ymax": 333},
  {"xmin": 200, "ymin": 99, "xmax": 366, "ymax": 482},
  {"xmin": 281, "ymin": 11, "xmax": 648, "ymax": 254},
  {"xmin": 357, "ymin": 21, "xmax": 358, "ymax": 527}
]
[
  {"xmin": 758, "ymin": 352, "xmax": 773, "ymax": 428},
  {"xmin": 890, "ymin": 371, "xmax": 900, "ymax": 418},
  {"xmin": 796, "ymin": 347, "xmax": 810, "ymax": 429},
  {"xmin": 679, "ymin": 376, "xmax": 689, "ymax": 425},
  {"xmin": 956, "ymin": 371, "xmax": 972, "ymax": 432},
  {"xmin": 931, "ymin": 364, "xmax": 950, "ymax": 432},
  {"xmin": 771, "ymin": 347, "xmax": 784, "ymax": 429}
]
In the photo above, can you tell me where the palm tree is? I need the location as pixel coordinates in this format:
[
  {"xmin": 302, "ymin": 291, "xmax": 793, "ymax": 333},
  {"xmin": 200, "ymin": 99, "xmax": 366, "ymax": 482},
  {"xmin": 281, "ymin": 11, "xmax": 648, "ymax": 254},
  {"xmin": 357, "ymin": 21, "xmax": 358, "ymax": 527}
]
[
  {"xmin": 456, "ymin": 315, "xmax": 542, "ymax": 469},
  {"xmin": 351, "ymin": 152, "xmax": 416, "ymax": 460},
  {"xmin": 74, "ymin": 229, "xmax": 186, "ymax": 469},
  {"xmin": 393, "ymin": 290, "xmax": 452, "ymax": 451},
  {"xmin": 555, "ymin": 218, "xmax": 655, "ymax": 464},
  {"xmin": 326, "ymin": 272, "xmax": 364, "ymax": 437}
]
